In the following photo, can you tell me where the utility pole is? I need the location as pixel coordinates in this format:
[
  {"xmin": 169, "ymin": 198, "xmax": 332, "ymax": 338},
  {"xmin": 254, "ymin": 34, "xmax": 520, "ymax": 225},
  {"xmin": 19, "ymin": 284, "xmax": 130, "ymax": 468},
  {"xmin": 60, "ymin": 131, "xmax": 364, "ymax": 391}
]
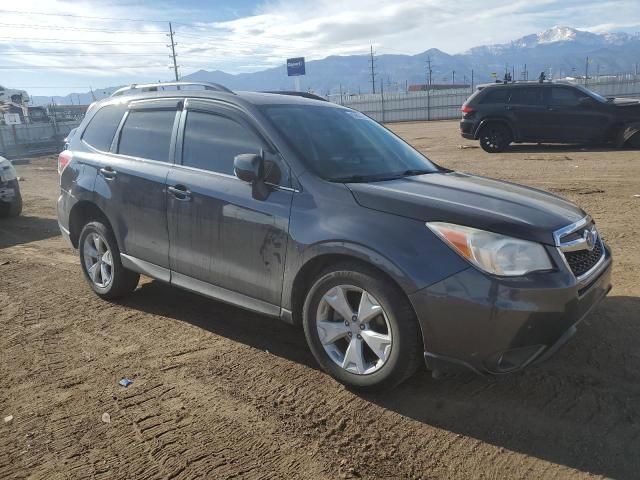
[
  {"xmin": 369, "ymin": 45, "xmax": 377, "ymax": 94},
  {"xmin": 426, "ymin": 56, "xmax": 433, "ymax": 86},
  {"xmin": 584, "ymin": 56, "xmax": 589, "ymax": 86},
  {"xmin": 471, "ymin": 69, "xmax": 474, "ymax": 91},
  {"xmin": 89, "ymin": 86, "xmax": 96, "ymax": 102},
  {"xmin": 168, "ymin": 22, "xmax": 179, "ymax": 81},
  {"xmin": 452, "ymin": 70, "xmax": 455, "ymax": 85}
]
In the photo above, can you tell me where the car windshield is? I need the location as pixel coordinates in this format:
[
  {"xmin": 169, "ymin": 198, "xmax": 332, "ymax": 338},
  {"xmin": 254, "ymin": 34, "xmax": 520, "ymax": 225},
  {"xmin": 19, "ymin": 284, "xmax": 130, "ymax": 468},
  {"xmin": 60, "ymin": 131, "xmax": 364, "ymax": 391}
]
[
  {"xmin": 572, "ymin": 84, "xmax": 607, "ymax": 103},
  {"xmin": 260, "ymin": 104, "xmax": 440, "ymax": 182}
]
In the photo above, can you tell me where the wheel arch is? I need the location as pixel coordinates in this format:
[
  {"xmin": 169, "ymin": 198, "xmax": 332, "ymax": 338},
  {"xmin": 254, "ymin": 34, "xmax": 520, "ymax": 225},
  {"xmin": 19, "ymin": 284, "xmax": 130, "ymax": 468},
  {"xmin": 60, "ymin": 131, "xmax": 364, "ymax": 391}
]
[
  {"xmin": 286, "ymin": 246, "xmax": 420, "ymax": 330},
  {"xmin": 68, "ymin": 200, "xmax": 114, "ymax": 249},
  {"xmin": 474, "ymin": 117, "xmax": 517, "ymax": 141}
]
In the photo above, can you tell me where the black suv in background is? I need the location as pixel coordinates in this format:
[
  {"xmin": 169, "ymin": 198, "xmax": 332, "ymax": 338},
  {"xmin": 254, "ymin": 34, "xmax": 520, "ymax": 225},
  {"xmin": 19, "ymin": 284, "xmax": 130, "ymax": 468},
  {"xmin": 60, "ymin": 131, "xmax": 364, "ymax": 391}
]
[
  {"xmin": 58, "ymin": 82, "xmax": 612, "ymax": 390},
  {"xmin": 460, "ymin": 81, "xmax": 640, "ymax": 152}
]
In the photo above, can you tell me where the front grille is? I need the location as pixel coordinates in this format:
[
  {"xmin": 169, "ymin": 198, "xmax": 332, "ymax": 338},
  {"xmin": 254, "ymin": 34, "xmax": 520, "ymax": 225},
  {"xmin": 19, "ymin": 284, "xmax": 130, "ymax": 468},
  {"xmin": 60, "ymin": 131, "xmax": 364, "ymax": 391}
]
[{"xmin": 563, "ymin": 240, "xmax": 603, "ymax": 277}]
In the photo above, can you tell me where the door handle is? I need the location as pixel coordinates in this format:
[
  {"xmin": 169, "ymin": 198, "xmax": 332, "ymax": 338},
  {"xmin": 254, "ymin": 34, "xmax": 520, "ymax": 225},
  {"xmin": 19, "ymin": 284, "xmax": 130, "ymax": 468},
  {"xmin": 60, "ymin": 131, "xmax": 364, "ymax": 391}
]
[
  {"xmin": 99, "ymin": 167, "xmax": 117, "ymax": 180},
  {"xmin": 168, "ymin": 185, "xmax": 192, "ymax": 201}
]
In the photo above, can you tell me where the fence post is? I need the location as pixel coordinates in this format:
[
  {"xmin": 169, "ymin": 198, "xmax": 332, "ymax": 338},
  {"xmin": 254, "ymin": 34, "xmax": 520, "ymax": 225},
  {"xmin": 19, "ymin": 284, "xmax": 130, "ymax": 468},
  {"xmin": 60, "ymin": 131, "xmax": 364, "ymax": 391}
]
[
  {"xmin": 10, "ymin": 125, "xmax": 21, "ymax": 158},
  {"xmin": 427, "ymin": 88, "xmax": 431, "ymax": 121},
  {"xmin": 0, "ymin": 128, "xmax": 5, "ymax": 156}
]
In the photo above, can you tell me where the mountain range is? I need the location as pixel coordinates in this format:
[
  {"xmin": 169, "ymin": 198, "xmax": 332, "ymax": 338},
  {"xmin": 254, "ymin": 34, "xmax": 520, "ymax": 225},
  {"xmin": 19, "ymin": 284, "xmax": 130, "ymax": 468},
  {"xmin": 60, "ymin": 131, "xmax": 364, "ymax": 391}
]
[{"xmin": 32, "ymin": 26, "xmax": 640, "ymax": 105}]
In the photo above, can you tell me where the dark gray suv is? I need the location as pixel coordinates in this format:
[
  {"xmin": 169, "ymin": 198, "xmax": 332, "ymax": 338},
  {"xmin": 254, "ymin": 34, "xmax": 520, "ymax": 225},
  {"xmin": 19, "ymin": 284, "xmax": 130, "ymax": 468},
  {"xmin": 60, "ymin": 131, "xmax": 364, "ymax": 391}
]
[{"xmin": 57, "ymin": 82, "xmax": 612, "ymax": 390}]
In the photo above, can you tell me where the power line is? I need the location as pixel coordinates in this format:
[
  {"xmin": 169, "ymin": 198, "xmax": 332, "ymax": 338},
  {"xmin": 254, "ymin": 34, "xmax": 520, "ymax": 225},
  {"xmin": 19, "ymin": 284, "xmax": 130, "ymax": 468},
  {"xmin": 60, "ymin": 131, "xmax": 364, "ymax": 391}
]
[
  {"xmin": 0, "ymin": 65, "xmax": 169, "ymax": 70},
  {"xmin": 0, "ymin": 22, "xmax": 164, "ymax": 34},
  {"xmin": 0, "ymin": 37, "xmax": 167, "ymax": 45},
  {"xmin": 0, "ymin": 52, "xmax": 167, "ymax": 56},
  {"xmin": 0, "ymin": 9, "xmax": 170, "ymax": 23}
]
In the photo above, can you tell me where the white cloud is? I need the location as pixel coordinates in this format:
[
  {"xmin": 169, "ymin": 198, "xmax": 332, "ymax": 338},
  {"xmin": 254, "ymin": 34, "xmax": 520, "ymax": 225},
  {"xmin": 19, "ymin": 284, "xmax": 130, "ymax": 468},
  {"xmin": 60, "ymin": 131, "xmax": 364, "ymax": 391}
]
[{"xmin": 1, "ymin": 0, "xmax": 638, "ymax": 95}]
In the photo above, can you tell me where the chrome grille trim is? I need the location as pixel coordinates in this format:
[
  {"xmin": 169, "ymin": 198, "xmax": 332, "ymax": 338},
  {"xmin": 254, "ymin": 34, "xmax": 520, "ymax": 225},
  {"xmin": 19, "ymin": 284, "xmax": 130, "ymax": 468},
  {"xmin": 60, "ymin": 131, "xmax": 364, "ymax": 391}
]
[{"xmin": 553, "ymin": 216, "xmax": 607, "ymax": 286}]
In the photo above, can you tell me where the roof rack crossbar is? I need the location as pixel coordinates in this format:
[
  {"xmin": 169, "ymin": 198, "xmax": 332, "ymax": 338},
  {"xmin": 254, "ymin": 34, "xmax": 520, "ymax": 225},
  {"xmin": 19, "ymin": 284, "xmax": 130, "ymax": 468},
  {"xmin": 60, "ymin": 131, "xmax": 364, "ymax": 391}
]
[{"xmin": 111, "ymin": 81, "xmax": 234, "ymax": 97}]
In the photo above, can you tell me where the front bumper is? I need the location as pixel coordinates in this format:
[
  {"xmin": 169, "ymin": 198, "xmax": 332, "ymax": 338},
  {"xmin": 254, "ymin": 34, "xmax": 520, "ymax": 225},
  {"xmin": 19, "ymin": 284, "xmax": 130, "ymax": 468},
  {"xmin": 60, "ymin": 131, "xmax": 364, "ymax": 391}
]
[
  {"xmin": 0, "ymin": 179, "xmax": 20, "ymax": 205},
  {"xmin": 409, "ymin": 244, "xmax": 613, "ymax": 375}
]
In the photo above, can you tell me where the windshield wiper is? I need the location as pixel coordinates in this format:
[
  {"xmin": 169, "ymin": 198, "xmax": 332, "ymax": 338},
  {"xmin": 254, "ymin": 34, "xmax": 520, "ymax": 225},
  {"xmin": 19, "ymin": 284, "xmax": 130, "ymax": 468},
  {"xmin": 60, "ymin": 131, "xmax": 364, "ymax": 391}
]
[
  {"xmin": 328, "ymin": 169, "xmax": 437, "ymax": 183},
  {"xmin": 327, "ymin": 174, "xmax": 382, "ymax": 183},
  {"xmin": 398, "ymin": 169, "xmax": 435, "ymax": 177}
]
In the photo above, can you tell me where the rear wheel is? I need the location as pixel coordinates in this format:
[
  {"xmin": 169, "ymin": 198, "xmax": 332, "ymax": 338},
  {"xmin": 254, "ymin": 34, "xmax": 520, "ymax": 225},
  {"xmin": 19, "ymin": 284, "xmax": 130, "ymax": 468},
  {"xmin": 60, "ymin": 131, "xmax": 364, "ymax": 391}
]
[
  {"xmin": 79, "ymin": 221, "xmax": 139, "ymax": 299},
  {"xmin": 479, "ymin": 123, "xmax": 512, "ymax": 153},
  {"xmin": 302, "ymin": 263, "xmax": 422, "ymax": 391}
]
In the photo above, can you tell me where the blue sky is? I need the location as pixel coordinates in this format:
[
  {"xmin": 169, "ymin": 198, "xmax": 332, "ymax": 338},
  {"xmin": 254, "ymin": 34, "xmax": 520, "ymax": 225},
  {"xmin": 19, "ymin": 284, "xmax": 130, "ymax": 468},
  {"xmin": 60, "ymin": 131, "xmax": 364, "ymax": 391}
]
[{"xmin": 1, "ymin": 0, "xmax": 639, "ymax": 97}]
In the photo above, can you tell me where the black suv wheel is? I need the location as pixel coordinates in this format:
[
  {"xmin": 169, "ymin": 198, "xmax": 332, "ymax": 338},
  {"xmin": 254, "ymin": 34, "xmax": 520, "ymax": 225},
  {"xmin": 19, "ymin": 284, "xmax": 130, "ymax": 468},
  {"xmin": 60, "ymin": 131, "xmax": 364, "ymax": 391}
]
[{"xmin": 479, "ymin": 123, "xmax": 512, "ymax": 153}]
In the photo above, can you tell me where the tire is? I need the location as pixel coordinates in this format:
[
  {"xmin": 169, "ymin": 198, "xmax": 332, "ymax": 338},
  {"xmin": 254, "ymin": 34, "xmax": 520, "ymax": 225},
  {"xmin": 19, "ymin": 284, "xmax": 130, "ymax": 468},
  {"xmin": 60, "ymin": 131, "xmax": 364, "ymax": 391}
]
[
  {"xmin": 78, "ymin": 220, "xmax": 139, "ymax": 299},
  {"xmin": 479, "ymin": 123, "xmax": 512, "ymax": 153},
  {"xmin": 302, "ymin": 262, "xmax": 422, "ymax": 391}
]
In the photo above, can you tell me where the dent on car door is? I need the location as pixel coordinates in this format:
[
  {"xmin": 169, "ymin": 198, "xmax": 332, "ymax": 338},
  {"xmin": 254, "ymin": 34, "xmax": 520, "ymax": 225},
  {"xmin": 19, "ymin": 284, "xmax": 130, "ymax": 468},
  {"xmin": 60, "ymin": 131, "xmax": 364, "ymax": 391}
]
[
  {"xmin": 98, "ymin": 100, "xmax": 180, "ymax": 270},
  {"xmin": 167, "ymin": 102, "xmax": 293, "ymax": 307}
]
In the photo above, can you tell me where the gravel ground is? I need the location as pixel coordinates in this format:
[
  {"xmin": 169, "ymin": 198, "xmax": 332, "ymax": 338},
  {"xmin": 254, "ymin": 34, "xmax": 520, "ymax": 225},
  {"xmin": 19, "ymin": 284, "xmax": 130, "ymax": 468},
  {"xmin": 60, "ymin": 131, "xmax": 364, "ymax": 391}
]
[{"xmin": 1, "ymin": 120, "xmax": 639, "ymax": 479}]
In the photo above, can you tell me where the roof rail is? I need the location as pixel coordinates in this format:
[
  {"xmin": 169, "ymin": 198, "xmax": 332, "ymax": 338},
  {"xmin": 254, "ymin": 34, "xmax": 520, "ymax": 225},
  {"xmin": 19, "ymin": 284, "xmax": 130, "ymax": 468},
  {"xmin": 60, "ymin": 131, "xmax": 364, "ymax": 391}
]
[
  {"xmin": 262, "ymin": 91, "xmax": 328, "ymax": 102},
  {"xmin": 111, "ymin": 81, "xmax": 234, "ymax": 97}
]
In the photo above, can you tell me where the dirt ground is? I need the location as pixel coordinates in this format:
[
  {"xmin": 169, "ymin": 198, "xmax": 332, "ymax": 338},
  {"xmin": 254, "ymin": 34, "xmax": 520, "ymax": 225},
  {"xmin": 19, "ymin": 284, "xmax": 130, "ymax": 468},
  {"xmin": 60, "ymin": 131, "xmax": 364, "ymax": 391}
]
[{"xmin": 1, "ymin": 120, "xmax": 639, "ymax": 479}]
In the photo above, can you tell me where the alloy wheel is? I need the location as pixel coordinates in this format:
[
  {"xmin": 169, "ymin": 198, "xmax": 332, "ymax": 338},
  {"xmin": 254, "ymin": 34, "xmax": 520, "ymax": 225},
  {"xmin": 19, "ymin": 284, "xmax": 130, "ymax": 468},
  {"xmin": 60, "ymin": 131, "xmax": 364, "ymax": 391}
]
[
  {"xmin": 315, "ymin": 285, "xmax": 393, "ymax": 375},
  {"xmin": 83, "ymin": 232, "xmax": 113, "ymax": 288}
]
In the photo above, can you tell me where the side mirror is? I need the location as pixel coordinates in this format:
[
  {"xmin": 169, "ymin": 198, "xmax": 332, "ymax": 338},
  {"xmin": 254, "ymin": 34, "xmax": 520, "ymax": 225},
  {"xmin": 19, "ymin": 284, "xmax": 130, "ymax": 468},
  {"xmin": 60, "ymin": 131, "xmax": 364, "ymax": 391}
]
[{"xmin": 233, "ymin": 152, "xmax": 269, "ymax": 200}]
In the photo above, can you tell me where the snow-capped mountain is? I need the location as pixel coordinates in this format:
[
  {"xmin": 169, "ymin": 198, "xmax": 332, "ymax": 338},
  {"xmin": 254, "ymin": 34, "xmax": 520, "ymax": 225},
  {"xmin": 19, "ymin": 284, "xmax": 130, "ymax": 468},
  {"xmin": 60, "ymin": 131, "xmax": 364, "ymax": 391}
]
[
  {"xmin": 32, "ymin": 26, "xmax": 640, "ymax": 105},
  {"xmin": 469, "ymin": 26, "xmax": 636, "ymax": 54}
]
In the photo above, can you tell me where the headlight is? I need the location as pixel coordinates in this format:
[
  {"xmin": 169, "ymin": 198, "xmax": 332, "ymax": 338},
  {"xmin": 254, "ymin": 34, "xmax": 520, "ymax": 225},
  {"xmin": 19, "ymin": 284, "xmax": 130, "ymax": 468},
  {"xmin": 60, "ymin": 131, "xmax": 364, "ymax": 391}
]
[
  {"xmin": 426, "ymin": 222, "xmax": 553, "ymax": 276},
  {"xmin": 0, "ymin": 158, "xmax": 16, "ymax": 182}
]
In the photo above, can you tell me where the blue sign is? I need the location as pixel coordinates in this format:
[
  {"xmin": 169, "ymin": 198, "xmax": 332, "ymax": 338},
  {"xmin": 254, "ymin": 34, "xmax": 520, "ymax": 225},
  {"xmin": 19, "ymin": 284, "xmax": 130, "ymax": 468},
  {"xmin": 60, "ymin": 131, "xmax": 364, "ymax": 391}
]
[{"xmin": 287, "ymin": 57, "xmax": 306, "ymax": 76}]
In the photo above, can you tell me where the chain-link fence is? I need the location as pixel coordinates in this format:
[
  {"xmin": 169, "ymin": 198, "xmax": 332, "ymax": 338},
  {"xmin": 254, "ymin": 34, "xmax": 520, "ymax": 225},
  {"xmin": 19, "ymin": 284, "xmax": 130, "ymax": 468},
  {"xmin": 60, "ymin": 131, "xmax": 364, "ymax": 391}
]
[{"xmin": 329, "ymin": 74, "xmax": 640, "ymax": 123}]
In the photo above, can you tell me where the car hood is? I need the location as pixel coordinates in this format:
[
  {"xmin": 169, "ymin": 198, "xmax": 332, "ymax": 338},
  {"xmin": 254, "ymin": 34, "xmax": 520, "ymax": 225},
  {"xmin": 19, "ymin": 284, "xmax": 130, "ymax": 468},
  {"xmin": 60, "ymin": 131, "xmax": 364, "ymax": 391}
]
[
  {"xmin": 609, "ymin": 97, "xmax": 640, "ymax": 106},
  {"xmin": 347, "ymin": 172, "xmax": 586, "ymax": 245}
]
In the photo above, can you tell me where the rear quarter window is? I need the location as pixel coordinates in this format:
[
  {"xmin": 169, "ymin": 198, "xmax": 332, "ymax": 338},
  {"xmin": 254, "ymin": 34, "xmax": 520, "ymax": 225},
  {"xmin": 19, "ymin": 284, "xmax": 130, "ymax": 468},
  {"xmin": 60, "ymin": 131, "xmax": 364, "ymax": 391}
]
[
  {"xmin": 81, "ymin": 104, "xmax": 126, "ymax": 151},
  {"xmin": 509, "ymin": 87, "xmax": 544, "ymax": 105}
]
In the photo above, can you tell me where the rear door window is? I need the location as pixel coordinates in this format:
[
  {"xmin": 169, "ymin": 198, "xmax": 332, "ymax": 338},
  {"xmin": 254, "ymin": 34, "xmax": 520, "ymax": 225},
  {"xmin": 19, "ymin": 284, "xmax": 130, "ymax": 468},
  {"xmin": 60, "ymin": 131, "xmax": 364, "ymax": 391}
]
[
  {"xmin": 118, "ymin": 109, "xmax": 177, "ymax": 162},
  {"xmin": 509, "ymin": 87, "xmax": 544, "ymax": 105},
  {"xmin": 479, "ymin": 89, "xmax": 510, "ymax": 104},
  {"xmin": 82, "ymin": 104, "xmax": 126, "ymax": 151}
]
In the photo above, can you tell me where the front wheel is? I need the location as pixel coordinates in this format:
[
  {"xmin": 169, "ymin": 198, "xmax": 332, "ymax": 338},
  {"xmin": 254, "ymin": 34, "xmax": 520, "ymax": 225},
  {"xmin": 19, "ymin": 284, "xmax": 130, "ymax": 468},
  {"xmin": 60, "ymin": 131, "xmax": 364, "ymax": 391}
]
[
  {"xmin": 79, "ymin": 221, "xmax": 139, "ymax": 299},
  {"xmin": 302, "ymin": 263, "xmax": 422, "ymax": 391},
  {"xmin": 479, "ymin": 123, "xmax": 512, "ymax": 153}
]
